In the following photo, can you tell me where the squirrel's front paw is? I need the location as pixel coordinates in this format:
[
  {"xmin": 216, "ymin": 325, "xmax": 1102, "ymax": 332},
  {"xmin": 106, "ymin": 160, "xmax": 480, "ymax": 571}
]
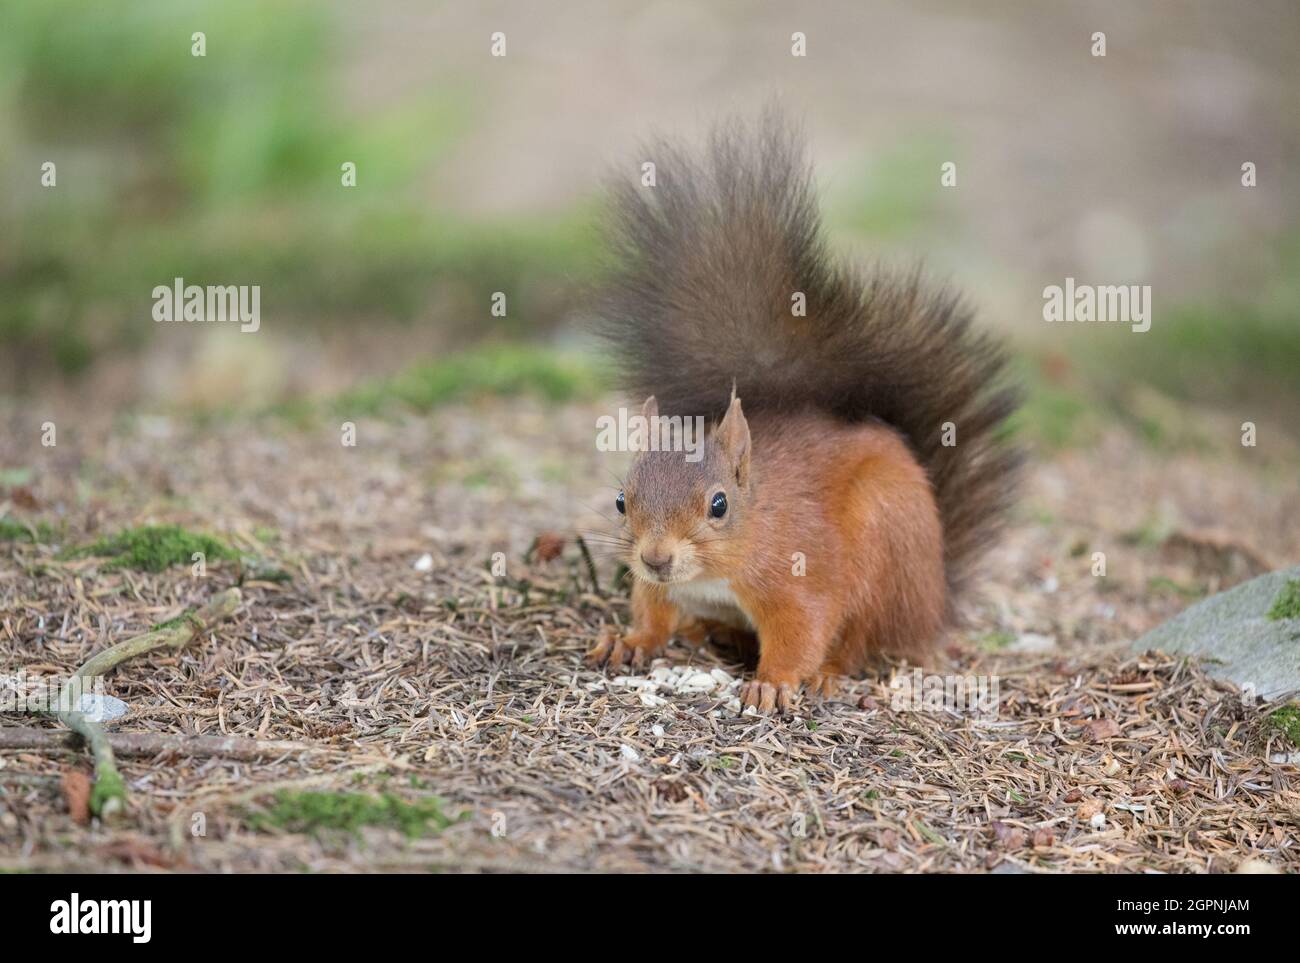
[
  {"xmin": 738, "ymin": 679, "xmax": 797, "ymax": 714},
  {"xmin": 807, "ymin": 673, "xmax": 843, "ymax": 699},
  {"xmin": 585, "ymin": 628, "xmax": 664, "ymax": 669}
]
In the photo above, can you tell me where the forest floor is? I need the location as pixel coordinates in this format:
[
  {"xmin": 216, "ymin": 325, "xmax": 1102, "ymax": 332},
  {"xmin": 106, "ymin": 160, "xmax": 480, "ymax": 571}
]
[{"xmin": 0, "ymin": 392, "xmax": 1297, "ymax": 873}]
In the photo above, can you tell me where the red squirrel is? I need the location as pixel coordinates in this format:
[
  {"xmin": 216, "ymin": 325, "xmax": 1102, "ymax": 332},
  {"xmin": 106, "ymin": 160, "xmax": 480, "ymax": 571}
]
[{"xmin": 586, "ymin": 110, "xmax": 1022, "ymax": 713}]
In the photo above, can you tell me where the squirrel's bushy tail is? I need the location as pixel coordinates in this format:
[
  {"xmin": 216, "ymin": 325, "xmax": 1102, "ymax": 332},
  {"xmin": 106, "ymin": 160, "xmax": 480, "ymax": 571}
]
[{"xmin": 596, "ymin": 108, "xmax": 1022, "ymax": 608}]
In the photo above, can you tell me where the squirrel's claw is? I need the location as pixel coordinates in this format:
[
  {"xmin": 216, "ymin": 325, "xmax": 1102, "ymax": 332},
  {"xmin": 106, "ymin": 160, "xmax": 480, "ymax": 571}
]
[
  {"xmin": 584, "ymin": 630, "xmax": 622, "ymax": 668},
  {"xmin": 739, "ymin": 680, "xmax": 795, "ymax": 715},
  {"xmin": 807, "ymin": 674, "xmax": 842, "ymax": 699},
  {"xmin": 586, "ymin": 629, "xmax": 661, "ymax": 670}
]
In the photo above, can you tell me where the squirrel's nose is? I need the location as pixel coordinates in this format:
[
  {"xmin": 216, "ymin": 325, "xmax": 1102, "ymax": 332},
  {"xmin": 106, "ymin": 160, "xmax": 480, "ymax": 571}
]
[{"xmin": 640, "ymin": 546, "xmax": 674, "ymax": 574}]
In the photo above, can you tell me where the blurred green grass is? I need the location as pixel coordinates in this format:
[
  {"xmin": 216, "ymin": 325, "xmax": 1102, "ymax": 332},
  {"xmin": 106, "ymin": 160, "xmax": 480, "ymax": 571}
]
[
  {"xmin": 0, "ymin": 0, "xmax": 602, "ymax": 378},
  {"xmin": 1017, "ymin": 294, "xmax": 1300, "ymax": 451},
  {"xmin": 1082, "ymin": 300, "xmax": 1300, "ymax": 407},
  {"xmin": 334, "ymin": 342, "xmax": 603, "ymax": 417},
  {"xmin": 1, "ymin": 0, "xmax": 1295, "ymax": 453},
  {"xmin": 825, "ymin": 135, "xmax": 954, "ymax": 239}
]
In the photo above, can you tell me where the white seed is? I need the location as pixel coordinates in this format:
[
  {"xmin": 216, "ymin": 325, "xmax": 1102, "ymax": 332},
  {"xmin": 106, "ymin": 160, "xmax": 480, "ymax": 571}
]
[
  {"xmin": 613, "ymin": 676, "xmax": 656, "ymax": 689},
  {"xmin": 1236, "ymin": 858, "xmax": 1281, "ymax": 874},
  {"xmin": 679, "ymin": 671, "xmax": 717, "ymax": 691}
]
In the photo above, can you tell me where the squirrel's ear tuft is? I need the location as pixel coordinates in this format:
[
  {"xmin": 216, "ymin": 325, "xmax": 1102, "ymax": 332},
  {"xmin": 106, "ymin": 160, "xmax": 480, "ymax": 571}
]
[
  {"xmin": 716, "ymin": 394, "xmax": 751, "ymax": 487},
  {"xmin": 641, "ymin": 395, "xmax": 659, "ymax": 423}
]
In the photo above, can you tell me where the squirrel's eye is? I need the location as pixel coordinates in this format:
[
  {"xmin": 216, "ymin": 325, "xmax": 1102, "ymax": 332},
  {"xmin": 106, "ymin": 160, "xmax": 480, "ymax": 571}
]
[
  {"xmin": 616, "ymin": 491, "xmax": 626, "ymax": 515},
  {"xmin": 710, "ymin": 491, "xmax": 727, "ymax": 518}
]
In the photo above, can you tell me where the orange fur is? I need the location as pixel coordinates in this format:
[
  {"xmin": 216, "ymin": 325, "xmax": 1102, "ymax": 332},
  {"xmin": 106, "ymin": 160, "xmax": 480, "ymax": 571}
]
[
  {"xmin": 587, "ymin": 112, "xmax": 1019, "ymax": 713},
  {"xmin": 588, "ymin": 405, "xmax": 945, "ymax": 710}
]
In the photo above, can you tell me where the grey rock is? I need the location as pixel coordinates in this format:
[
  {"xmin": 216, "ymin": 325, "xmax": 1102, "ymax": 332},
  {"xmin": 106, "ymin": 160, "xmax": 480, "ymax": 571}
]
[
  {"xmin": 76, "ymin": 692, "xmax": 130, "ymax": 723},
  {"xmin": 1132, "ymin": 566, "xmax": 1300, "ymax": 700}
]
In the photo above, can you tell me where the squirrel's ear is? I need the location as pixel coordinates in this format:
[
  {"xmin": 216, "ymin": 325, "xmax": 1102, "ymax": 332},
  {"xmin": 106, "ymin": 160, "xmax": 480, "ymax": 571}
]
[
  {"xmin": 716, "ymin": 395, "xmax": 751, "ymax": 487},
  {"xmin": 641, "ymin": 395, "xmax": 659, "ymax": 423}
]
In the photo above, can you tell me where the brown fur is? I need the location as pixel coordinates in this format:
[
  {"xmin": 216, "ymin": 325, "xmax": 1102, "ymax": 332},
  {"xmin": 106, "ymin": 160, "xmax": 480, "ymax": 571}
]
[{"xmin": 587, "ymin": 109, "xmax": 1020, "ymax": 710}]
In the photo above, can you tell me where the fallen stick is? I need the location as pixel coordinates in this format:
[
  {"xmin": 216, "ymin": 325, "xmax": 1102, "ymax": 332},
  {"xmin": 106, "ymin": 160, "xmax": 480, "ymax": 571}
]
[
  {"xmin": 0, "ymin": 726, "xmax": 326, "ymax": 760},
  {"xmin": 73, "ymin": 588, "xmax": 242, "ymax": 681},
  {"xmin": 56, "ymin": 710, "xmax": 127, "ymax": 817},
  {"xmin": 16, "ymin": 587, "xmax": 243, "ymax": 819},
  {"xmin": 574, "ymin": 534, "xmax": 602, "ymax": 597}
]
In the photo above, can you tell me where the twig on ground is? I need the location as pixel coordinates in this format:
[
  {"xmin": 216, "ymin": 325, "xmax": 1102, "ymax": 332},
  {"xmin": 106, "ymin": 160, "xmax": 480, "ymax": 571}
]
[
  {"xmin": 16, "ymin": 588, "xmax": 243, "ymax": 819},
  {"xmin": 72, "ymin": 588, "xmax": 242, "ymax": 681},
  {"xmin": 574, "ymin": 534, "xmax": 602, "ymax": 597},
  {"xmin": 0, "ymin": 726, "xmax": 324, "ymax": 760}
]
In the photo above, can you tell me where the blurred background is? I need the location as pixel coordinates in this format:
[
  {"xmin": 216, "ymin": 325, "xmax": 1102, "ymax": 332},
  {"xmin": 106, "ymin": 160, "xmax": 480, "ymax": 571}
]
[
  {"xmin": 4, "ymin": 0, "xmax": 1299, "ymax": 876},
  {"xmin": 2, "ymin": 0, "xmax": 1298, "ymax": 439}
]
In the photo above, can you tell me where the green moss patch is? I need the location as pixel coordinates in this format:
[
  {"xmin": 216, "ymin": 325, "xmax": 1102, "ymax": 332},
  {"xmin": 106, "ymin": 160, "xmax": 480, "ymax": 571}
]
[
  {"xmin": 250, "ymin": 790, "xmax": 465, "ymax": 839},
  {"xmin": 1267, "ymin": 705, "xmax": 1300, "ymax": 747},
  {"xmin": 89, "ymin": 769, "xmax": 128, "ymax": 817},
  {"xmin": 0, "ymin": 518, "xmax": 50, "ymax": 542},
  {"xmin": 66, "ymin": 524, "xmax": 238, "ymax": 572},
  {"xmin": 1266, "ymin": 579, "xmax": 1300, "ymax": 621},
  {"xmin": 151, "ymin": 610, "xmax": 201, "ymax": 632}
]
